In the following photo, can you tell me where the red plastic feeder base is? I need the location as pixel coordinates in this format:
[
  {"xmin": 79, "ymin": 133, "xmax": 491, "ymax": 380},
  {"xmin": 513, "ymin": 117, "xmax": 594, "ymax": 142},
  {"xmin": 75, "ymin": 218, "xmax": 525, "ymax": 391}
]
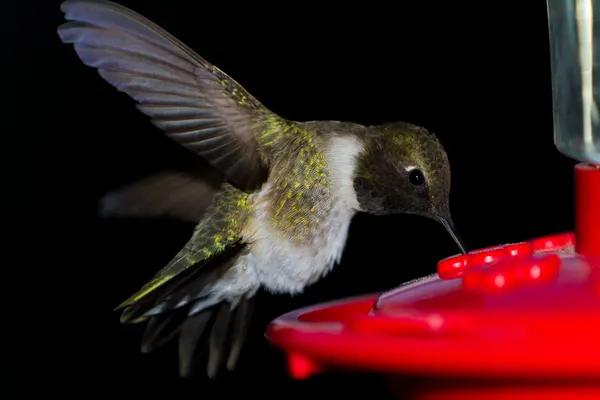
[
  {"xmin": 266, "ymin": 164, "xmax": 600, "ymax": 399},
  {"xmin": 266, "ymin": 232, "xmax": 600, "ymax": 400}
]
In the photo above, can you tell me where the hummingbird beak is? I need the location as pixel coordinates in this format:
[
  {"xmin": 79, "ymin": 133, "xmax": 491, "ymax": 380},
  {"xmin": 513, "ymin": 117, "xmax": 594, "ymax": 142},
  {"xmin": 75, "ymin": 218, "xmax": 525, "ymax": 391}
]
[{"xmin": 438, "ymin": 217, "xmax": 468, "ymax": 254}]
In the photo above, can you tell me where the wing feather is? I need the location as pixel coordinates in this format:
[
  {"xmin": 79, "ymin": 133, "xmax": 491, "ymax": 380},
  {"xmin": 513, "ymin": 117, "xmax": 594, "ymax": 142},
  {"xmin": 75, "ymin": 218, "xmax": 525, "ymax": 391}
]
[{"xmin": 58, "ymin": 0, "xmax": 284, "ymax": 191}]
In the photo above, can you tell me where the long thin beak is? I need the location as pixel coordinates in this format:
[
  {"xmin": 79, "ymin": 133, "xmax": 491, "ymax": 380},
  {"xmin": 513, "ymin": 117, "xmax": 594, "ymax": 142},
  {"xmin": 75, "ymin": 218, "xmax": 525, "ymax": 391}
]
[{"xmin": 438, "ymin": 217, "xmax": 468, "ymax": 254}]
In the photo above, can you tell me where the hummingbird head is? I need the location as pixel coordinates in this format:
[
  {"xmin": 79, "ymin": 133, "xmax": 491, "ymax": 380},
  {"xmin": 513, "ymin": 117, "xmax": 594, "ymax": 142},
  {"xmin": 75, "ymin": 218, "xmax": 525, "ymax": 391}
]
[{"xmin": 353, "ymin": 122, "xmax": 467, "ymax": 253}]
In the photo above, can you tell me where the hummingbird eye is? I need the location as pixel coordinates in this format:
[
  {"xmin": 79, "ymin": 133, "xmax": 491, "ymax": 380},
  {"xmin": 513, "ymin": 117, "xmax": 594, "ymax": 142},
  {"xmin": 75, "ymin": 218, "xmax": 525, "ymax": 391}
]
[{"xmin": 408, "ymin": 169, "xmax": 425, "ymax": 186}]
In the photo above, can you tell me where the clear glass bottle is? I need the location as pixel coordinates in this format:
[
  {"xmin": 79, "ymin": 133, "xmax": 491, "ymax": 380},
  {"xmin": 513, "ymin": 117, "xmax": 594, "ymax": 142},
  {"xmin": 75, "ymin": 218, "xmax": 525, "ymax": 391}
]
[{"xmin": 547, "ymin": 0, "xmax": 600, "ymax": 165}]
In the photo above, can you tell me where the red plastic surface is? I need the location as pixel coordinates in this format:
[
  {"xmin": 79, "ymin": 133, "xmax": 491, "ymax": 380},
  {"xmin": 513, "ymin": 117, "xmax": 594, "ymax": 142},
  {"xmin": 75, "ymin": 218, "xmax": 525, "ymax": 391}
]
[
  {"xmin": 575, "ymin": 163, "xmax": 600, "ymax": 256},
  {"xmin": 266, "ymin": 232, "xmax": 600, "ymax": 399}
]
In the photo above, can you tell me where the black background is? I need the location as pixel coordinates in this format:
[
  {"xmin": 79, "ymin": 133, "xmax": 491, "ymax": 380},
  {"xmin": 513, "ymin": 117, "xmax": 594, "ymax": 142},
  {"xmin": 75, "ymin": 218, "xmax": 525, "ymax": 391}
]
[{"xmin": 13, "ymin": 0, "xmax": 576, "ymax": 398}]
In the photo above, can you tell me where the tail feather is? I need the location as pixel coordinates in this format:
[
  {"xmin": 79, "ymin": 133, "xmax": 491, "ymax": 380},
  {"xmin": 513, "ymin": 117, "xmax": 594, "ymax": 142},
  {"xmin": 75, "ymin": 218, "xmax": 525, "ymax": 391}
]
[
  {"xmin": 226, "ymin": 297, "xmax": 254, "ymax": 372},
  {"xmin": 178, "ymin": 310, "xmax": 215, "ymax": 377},
  {"xmin": 118, "ymin": 243, "xmax": 254, "ymax": 378},
  {"xmin": 207, "ymin": 303, "xmax": 232, "ymax": 379},
  {"xmin": 134, "ymin": 298, "xmax": 255, "ymax": 378},
  {"xmin": 140, "ymin": 308, "xmax": 189, "ymax": 354}
]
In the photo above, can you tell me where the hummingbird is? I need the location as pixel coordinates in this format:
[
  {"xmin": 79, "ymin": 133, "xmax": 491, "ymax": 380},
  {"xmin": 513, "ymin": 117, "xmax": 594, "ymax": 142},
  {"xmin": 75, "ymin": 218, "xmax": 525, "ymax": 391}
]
[{"xmin": 58, "ymin": 0, "xmax": 467, "ymax": 379}]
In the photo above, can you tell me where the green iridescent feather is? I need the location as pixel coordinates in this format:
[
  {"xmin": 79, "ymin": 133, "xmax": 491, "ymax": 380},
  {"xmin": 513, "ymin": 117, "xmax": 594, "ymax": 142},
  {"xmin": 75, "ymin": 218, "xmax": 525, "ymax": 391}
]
[{"xmin": 115, "ymin": 185, "xmax": 252, "ymax": 311}]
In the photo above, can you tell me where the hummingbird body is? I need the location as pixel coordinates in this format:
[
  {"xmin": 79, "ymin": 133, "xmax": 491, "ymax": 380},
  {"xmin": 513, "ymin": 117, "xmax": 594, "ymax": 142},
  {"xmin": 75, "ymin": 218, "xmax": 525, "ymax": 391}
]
[
  {"xmin": 58, "ymin": 0, "xmax": 466, "ymax": 379},
  {"xmin": 141, "ymin": 123, "xmax": 363, "ymax": 311},
  {"xmin": 241, "ymin": 126, "xmax": 363, "ymax": 294}
]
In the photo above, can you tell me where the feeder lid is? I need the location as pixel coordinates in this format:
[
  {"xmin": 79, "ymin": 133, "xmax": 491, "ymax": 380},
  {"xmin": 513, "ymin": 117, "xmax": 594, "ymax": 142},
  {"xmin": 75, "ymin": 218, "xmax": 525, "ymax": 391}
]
[{"xmin": 265, "ymin": 232, "xmax": 600, "ymax": 380}]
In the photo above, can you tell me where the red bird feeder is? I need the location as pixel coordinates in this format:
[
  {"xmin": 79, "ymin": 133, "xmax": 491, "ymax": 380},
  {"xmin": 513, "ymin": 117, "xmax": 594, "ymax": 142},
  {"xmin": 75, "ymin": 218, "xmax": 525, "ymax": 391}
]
[{"xmin": 265, "ymin": 1, "xmax": 600, "ymax": 399}]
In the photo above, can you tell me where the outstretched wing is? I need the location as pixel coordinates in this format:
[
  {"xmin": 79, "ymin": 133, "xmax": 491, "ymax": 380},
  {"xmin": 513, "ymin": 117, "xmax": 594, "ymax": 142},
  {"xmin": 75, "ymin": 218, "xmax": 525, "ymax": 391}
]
[
  {"xmin": 58, "ymin": 0, "xmax": 283, "ymax": 192},
  {"xmin": 99, "ymin": 167, "xmax": 224, "ymax": 222}
]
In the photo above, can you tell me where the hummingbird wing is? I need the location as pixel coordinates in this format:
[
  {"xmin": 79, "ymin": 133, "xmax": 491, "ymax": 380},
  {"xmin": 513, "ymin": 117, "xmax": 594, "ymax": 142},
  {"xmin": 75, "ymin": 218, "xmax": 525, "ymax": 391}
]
[
  {"xmin": 99, "ymin": 167, "xmax": 224, "ymax": 222},
  {"xmin": 58, "ymin": 0, "xmax": 282, "ymax": 192}
]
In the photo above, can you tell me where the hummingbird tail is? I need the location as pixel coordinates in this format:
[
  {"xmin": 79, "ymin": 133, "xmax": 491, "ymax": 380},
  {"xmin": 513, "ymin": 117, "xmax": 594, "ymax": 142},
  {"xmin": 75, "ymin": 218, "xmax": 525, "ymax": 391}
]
[
  {"xmin": 138, "ymin": 296, "xmax": 255, "ymax": 379},
  {"xmin": 118, "ymin": 244, "xmax": 255, "ymax": 378}
]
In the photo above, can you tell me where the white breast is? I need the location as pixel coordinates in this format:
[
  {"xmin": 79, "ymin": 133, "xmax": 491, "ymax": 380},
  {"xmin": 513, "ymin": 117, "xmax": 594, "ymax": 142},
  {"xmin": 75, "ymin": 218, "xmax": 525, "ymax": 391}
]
[{"xmin": 242, "ymin": 134, "xmax": 364, "ymax": 295}]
